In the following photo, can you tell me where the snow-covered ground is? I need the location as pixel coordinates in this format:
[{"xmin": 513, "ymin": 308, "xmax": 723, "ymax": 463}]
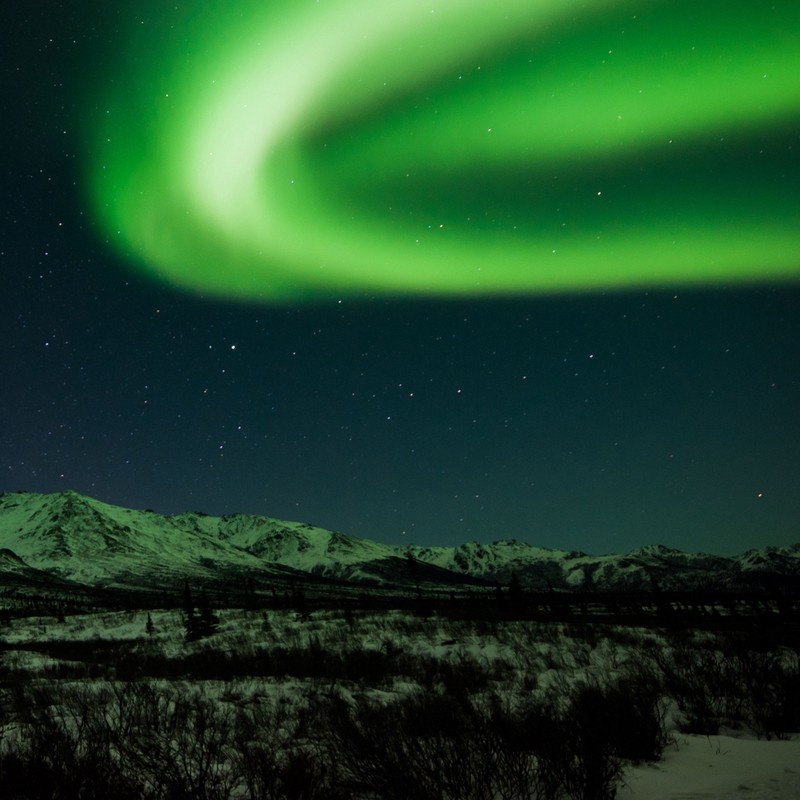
[{"xmin": 622, "ymin": 734, "xmax": 800, "ymax": 799}]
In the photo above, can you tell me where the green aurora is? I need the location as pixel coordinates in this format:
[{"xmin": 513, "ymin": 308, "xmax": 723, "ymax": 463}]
[{"xmin": 88, "ymin": 0, "xmax": 800, "ymax": 301}]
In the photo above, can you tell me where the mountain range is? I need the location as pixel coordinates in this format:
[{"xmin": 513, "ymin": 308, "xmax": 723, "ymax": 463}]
[{"xmin": 1, "ymin": 490, "xmax": 798, "ymax": 597}]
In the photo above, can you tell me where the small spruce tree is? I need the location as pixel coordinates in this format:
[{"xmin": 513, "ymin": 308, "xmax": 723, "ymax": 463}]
[
  {"xmin": 196, "ymin": 589, "xmax": 219, "ymax": 638},
  {"xmin": 185, "ymin": 588, "xmax": 220, "ymax": 641}
]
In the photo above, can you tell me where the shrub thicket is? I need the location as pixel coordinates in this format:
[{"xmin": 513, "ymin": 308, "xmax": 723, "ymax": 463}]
[
  {"xmin": 0, "ymin": 677, "xmax": 661, "ymax": 800},
  {"xmin": 654, "ymin": 634, "xmax": 800, "ymax": 738}
]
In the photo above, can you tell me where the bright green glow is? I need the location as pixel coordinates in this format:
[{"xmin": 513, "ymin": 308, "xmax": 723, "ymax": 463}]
[{"xmin": 89, "ymin": 0, "xmax": 800, "ymax": 300}]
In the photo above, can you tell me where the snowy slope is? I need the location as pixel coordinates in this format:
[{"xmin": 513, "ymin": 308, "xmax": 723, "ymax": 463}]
[
  {"xmin": 0, "ymin": 546, "xmax": 86, "ymax": 590},
  {"xmin": 0, "ymin": 491, "xmax": 470, "ymax": 589}
]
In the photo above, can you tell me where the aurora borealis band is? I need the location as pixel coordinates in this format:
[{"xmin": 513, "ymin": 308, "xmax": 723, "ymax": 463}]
[
  {"xmin": 88, "ymin": 0, "xmax": 800, "ymax": 301},
  {"xmin": 4, "ymin": 0, "xmax": 800, "ymax": 555}
]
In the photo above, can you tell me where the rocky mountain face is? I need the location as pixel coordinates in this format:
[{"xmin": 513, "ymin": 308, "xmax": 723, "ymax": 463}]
[{"xmin": 0, "ymin": 491, "xmax": 798, "ymax": 595}]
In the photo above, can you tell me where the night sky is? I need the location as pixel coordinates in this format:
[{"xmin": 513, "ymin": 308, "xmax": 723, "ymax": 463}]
[{"xmin": 3, "ymin": 1, "xmax": 799, "ymax": 555}]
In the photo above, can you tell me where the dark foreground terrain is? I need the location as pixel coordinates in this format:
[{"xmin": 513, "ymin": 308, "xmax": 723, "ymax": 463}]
[{"xmin": 0, "ymin": 582, "xmax": 798, "ymax": 799}]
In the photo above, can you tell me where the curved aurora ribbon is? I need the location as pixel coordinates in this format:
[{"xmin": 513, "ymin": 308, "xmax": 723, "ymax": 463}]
[{"xmin": 88, "ymin": 0, "xmax": 800, "ymax": 301}]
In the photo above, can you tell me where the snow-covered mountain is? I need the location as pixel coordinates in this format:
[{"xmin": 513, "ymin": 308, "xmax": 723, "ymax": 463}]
[
  {"xmin": 0, "ymin": 491, "xmax": 474, "ymax": 590},
  {"xmin": 409, "ymin": 539, "xmax": 800, "ymax": 592},
  {"xmin": 0, "ymin": 491, "xmax": 798, "ymax": 594}
]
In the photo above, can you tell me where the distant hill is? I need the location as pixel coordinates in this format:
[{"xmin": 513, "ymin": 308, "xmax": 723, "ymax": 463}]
[{"xmin": 0, "ymin": 491, "xmax": 798, "ymax": 596}]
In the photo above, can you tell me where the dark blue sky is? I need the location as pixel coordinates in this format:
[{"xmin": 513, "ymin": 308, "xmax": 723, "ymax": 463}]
[{"xmin": 2, "ymin": 2, "xmax": 799, "ymax": 555}]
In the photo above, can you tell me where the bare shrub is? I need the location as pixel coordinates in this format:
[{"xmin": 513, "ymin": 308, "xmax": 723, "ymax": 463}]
[
  {"xmin": 735, "ymin": 647, "xmax": 800, "ymax": 740},
  {"xmin": 0, "ymin": 683, "xmax": 143, "ymax": 799},
  {"xmin": 324, "ymin": 690, "xmax": 512, "ymax": 799},
  {"xmin": 0, "ymin": 681, "xmax": 238, "ymax": 800},
  {"xmin": 653, "ymin": 637, "xmax": 730, "ymax": 733},
  {"xmin": 654, "ymin": 634, "xmax": 800, "ymax": 738},
  {"xmin": 320, "ymin": 684, "xmax": 631, "ymax": 800},
  {"xmin": 600, "ymin": 666, "xmax": 671, "ymax": 764},
  {"xmin": 231, "ymin": 696, "xmax": 338, "ymax": 800}
]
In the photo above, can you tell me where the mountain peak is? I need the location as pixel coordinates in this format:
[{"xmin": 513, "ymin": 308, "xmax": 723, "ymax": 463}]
[{"xmin": 630, "ymin": 543, "xmax": 683, "ymax": 557}]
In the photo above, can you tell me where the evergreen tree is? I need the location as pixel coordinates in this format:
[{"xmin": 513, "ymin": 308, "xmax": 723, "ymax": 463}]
[
  {"xmin": 185, "ymin": 589, "xmax": 219, "ymax": 641},
  {"xmin": 196, "ymin": 590, "xmax": 219, "ymax": 638}
]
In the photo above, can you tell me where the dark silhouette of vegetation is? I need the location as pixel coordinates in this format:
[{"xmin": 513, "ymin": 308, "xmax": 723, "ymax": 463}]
[
  {"xmin": 654, "ymin": 632, "xmax": 800, "ymax": 738},
  {"xmin": 0, "ymin": 678, "xmax": 656, "ymax": 800},
  {"xmin": 182, "ymin": 584, "xmax": 219, "ymax": 641},
  {"xmin": 1, "ymin": 590, "xmax": 799, "ymax": 799}
]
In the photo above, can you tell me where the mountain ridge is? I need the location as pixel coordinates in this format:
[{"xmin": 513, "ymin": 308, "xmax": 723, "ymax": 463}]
[{"xmin": 1, "ymin": 490, "xmax": 798, "ymax": 594}]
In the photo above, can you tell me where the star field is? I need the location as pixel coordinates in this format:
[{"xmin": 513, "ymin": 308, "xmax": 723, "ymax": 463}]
[{"xmin": 1, "ymin": 1, "xmax": 799, "ymax": 555}]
